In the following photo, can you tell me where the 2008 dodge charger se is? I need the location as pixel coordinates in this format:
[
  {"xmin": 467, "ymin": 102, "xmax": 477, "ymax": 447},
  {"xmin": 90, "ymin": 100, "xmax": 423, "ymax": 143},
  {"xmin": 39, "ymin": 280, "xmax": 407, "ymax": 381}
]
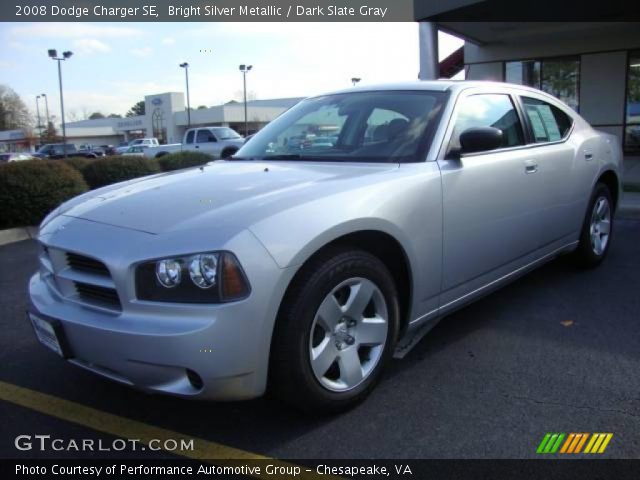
[{"xmin": 29, "ymin": 81, "xmax": 622, "ymax": 412}]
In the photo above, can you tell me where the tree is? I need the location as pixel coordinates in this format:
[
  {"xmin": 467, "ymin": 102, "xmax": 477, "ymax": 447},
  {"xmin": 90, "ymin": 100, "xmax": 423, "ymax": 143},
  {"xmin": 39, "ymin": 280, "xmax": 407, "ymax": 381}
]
[
  {"xmin": 0, "ymin": 84, "xmax": 32, "ymax": 131},
  {"xmin": 197, "ymin": 105, "xmax": 207, "ymax": 110},
  {"xmin": 126, "ymin": 101, "xmax": 145, "ymax": 117},
  {"xmin": 89, "ymin": 112, "xmax": 105, "ymax": 120},
  {"xmin": 108, "ymin": 113, "xmax": 122, "ymax": 118}
]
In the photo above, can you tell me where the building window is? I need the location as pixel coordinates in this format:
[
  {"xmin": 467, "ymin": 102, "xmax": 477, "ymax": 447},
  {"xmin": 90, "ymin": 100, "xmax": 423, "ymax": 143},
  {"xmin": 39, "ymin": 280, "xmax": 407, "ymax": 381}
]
[
  {"xmin": 151, "ymin": 108, "xmax": 166, "ymax": 144},
  {"xmin": 625, "ymin": 51, "xmax": 640, "ymax": 153},
  {"xmin": 505, "ymin": 58, "xmax": 580, "ymax": 111}
]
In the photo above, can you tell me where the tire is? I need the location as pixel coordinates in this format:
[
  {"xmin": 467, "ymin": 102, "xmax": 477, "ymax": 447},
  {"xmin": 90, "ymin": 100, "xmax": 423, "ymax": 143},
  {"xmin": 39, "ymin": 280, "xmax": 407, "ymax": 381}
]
[
  {"xmin": 155, "ymin": 152, "xmax": 169, "ymax": 159},
  {"xmin": 221, "ymin": 149, "xmax": 237, "ymax": 159},
  {"xmin": 270, "ymin": 247, "xmax": 400, "ymax": 413},
  {"xmin": 573, "ymin": 182, "xmax": 614, "ymax": 268}
]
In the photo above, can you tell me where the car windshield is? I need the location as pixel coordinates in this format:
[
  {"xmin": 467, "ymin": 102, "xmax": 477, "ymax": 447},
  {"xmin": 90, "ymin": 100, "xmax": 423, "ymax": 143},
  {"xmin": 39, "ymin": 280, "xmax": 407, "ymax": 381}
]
[
  {"xmin": 215, "ymin": 127, "xmax": 242, "ymax": 140},
  {"xmin": 234, "ymin": 90, "xmax": 447, "ymax": 163}
]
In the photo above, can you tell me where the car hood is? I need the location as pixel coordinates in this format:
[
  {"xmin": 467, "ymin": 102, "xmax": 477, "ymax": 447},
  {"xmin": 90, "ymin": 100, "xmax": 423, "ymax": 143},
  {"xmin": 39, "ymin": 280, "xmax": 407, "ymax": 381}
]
[{"xmin": 59, "ymin": 160, "xmax": 399, "ymax": 235}]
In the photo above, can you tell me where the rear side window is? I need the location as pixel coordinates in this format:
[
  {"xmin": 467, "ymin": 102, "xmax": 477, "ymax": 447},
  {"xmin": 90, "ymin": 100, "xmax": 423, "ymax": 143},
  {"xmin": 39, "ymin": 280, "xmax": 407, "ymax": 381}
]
[
  {"xmin": 449, "ymin": 94, "xmax": 524, "ymax": 153},
  {"xmin": 185, "ymin": 131, "xmax": 195, "ymax": 144},
  {"xmin": 521, "ymin": 96, "xmax": 573, "ymax": 143}
]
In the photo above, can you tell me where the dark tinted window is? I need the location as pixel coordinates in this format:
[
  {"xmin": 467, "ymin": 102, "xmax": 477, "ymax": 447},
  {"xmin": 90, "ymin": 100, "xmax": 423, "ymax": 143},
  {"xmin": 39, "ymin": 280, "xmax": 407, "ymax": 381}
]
[
  {"xmin": 449, "ymin": 94, "xmax": 524, "ymax": 153},
  {"xmin": 185, "ymin": 131, "xmax": 195, "ymax": 144},
  {"xmin": 522, "ymin": 96, "xmax": 573, "ymax": 143},
  {"xmin": 196, "ymin": 129, "xmax": 216, "ymax": 143}
]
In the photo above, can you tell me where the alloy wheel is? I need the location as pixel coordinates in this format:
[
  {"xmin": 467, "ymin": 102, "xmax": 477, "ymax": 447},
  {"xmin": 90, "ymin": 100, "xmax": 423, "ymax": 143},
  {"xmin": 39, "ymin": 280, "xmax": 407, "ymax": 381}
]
[
  {"xmin": 308, "ymin": 277, "xmax": 388, "ymax": 392},
  {"xmin": 589, "ymin": 196, "xmax": 611, "ymax": 256}
]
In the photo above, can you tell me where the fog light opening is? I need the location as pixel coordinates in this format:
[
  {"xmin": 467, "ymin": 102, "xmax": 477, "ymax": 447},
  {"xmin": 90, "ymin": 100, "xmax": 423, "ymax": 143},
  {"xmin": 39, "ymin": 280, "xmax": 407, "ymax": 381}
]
[{"xmin": 186, "ymin": 369, "xmax": 203, "ymax": 390}]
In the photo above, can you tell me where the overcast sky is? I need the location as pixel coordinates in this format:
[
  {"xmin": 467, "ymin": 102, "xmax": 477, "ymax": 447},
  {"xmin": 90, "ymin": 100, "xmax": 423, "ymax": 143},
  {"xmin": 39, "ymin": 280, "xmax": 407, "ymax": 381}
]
[{"xmin": 0, "ymin": 22, "xmax": 463, "ymax": 120}]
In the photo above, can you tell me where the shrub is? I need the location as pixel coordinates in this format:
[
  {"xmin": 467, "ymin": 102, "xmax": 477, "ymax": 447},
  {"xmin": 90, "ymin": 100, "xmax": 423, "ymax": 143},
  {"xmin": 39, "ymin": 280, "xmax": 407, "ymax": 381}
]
[
  {"xmin": 82, "ymin": 156, "xmax": 160, "ymax": 189},
  {"xmin": 61, "ymin": 156, "xmax": 94, "ymax": 173},
  {"xmin": 158, "ymin": 151, "xmax": 213, "ymax": 172},
  {"xmin": 0, "ymin": 160, "xmax": 88, "ymax": 229}
]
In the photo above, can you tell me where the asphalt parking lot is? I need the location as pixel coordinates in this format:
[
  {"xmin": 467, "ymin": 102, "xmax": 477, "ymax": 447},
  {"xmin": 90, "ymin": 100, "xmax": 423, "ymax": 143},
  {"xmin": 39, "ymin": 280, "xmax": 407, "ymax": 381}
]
[{"xmin": 1, "ymin": 217, "xmax": 639, "ymax": 461}]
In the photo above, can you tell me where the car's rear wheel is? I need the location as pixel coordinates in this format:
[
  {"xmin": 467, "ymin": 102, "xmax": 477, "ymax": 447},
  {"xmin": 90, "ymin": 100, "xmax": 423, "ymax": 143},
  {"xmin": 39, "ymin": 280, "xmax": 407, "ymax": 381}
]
[
  {"xmin": 573, "ymin": 182, "xmax": 614, "ymax": 267},
  {"xmin": 270, "ymin": 247, "xmax": 399, "ymax": 413},
  {"xmin": 221, "ymin": 148, "xmax": 237, "ymax": 159}
]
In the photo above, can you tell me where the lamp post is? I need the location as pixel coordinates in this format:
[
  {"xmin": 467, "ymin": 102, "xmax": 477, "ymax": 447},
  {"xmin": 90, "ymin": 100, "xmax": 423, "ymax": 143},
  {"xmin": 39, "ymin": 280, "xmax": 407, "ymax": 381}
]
[
  {"xmin": 35, "ymin": 95, "xmax": 43, "ymax": 141},
  {"xmin": 179, "ymin": 62, "xmax": 191, "ymax": 128},
  {"xmin": 239, "ymin": 64, "xmax": 252, "ymax": 136},
  {"xmin": 351, "ymin": 77, "xmax": 361, "ymax": 86},
  {"xmin": 48, "ymin": 49, "xmax": 73, "ymax": 157},
  {"xmin": 41, "ymin": 93, "xmax": 50, "ymax": 139}
]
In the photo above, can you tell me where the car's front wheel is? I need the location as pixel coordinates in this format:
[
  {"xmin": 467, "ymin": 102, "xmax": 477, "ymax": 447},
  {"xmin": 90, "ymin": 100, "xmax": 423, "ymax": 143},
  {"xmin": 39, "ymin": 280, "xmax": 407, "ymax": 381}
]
[
  {"xmin": 270, "ymin": 248, "xmax": 399, "ymax": 413},
  {"xmin": 574, "ymin": 182, "xmax": 614, "ymax": 267}
]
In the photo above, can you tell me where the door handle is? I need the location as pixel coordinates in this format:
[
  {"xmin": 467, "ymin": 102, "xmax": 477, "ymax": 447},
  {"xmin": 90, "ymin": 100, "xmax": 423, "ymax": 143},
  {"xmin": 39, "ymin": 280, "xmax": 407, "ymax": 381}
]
[
  {"xmin": 584, "ymin": 152, "xmax": 593, "ymax": 160},
  {"xmin": 195, "ymin": 145, "xmax": 199, "ymax": 149},
  {"xmin": 524, "ymin": 161, "xmax": 538, "ymax": 174}
]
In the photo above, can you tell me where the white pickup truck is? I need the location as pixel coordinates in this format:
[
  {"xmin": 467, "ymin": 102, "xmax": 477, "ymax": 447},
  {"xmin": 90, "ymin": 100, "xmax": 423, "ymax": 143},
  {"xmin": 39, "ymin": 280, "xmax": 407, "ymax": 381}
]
[
  {"xmin": 115, "ymin": 138, "xmax": 159, "ymax": 155},
  {"xmin": 144, "ymin": 127, "xmax": 245, "ymax": 159}
]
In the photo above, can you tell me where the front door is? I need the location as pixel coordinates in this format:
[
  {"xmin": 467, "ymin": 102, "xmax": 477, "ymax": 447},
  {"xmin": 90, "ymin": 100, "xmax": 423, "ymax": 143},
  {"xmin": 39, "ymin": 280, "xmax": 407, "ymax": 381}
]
[{"xmin": 437, "ymin": 92, "xmax": 544, "ymax": 308}]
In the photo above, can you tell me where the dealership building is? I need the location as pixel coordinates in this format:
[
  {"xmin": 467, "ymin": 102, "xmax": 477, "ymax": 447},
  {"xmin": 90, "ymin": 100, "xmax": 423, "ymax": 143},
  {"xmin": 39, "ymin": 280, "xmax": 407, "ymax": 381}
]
[
  {"xmin": 416, "ymin": 15, "xmax": 640, "ymax": 166},
  {"xmin": 62, "ymin": 93, "xmax": 303, "ymax": 146}
]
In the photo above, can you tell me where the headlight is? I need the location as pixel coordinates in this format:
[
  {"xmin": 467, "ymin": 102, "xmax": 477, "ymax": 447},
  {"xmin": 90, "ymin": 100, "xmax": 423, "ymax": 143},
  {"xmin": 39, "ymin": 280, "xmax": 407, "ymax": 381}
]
[{"xmin": 136, "ymin": 251, "xmax": 250, "ymax": 303}]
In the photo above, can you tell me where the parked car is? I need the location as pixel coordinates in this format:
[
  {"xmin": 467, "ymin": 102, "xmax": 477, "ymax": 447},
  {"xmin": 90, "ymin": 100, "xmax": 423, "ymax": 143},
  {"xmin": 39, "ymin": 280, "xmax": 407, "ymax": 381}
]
[
  {"xmin": 115, "ymin": 138, "xmax": 159, "ymax": 155},
  {"xmin": 99, "ymin": 145, "xmax": 116, "ymax": 156},
  {"xmin": 144, "ymin": 127, "xmax": 244, "ymax": 159},
  {"xmin": 78, "ymin": 144, "xmax": 105, "ymax": 158},
  {"xmin": 32, "ymin": 144, "xmax": 79, "ymax": 159},
  {"xmin": 28, "ymin": 81, "xmax": 622, "ymax": 412},
  {"xmin": 0, "ymin": 152, "xmax": 35, "ymax": 163},
  {"xmin": 121, "ymin": 145, "xmax": 147, "ymax": 157}
]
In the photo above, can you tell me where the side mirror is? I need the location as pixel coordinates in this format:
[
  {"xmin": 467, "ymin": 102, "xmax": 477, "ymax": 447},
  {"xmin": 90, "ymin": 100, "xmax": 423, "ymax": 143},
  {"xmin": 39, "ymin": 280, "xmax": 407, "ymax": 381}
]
[{"xmin": 459, "ymin": 127, "xmax": 503, "ymax": 154}]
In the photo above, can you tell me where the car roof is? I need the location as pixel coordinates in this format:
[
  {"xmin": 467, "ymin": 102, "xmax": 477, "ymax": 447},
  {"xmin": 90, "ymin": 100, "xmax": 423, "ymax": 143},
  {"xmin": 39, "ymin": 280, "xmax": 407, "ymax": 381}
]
[{"xmin": 316, "ymin": 80, "xmax": 550, "ymax": 98}]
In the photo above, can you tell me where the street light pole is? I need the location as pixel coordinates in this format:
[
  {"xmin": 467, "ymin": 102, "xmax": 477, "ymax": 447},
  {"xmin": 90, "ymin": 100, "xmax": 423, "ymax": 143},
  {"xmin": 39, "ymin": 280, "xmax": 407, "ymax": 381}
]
[
  {"xmin": 239, "ymin": 64, "xmax": 252, "ymax": 137},
  {"xmin": 35, "ymin": 95, "xmax": 42, "ymax": 141},
  {"xmin": 48, "ymin": 49, "xmax": 73, "ymax": 157},
  {"xmin": 351, "ymin": 77, "xmax": 361, "ymax": 86},
  {"xmin": 41, "ymin": 93, "xmax": 50, "ymax": 138},
  {"xmin": 179, "ymin": 62, "xmax": 191, "ymax": 127}
]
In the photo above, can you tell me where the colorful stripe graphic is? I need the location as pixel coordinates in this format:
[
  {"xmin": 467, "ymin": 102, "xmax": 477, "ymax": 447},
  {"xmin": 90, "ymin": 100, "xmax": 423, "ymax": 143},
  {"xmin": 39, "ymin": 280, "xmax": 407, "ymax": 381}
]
[{"xmin": 537, "ymin": 433, "xmax": 613, "ymax": 454}]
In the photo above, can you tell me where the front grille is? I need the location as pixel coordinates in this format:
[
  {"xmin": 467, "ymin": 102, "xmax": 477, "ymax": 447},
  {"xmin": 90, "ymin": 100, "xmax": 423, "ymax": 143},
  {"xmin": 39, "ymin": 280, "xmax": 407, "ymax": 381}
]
[
  {"xmin": 66, "ymin": 252, "xmax": 110, "ymax": 276},
  {"xmin": 74, "ymin": 281, "xmax": 121, "ymax": 309}
]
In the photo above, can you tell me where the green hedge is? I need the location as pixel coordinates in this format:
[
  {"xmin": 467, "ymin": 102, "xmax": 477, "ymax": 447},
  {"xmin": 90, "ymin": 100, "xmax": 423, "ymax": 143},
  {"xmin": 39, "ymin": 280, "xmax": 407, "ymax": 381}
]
[
  {"xmin": 82, "ymin": 156, "xmax": 160, "ymax": 189},
  {"xmin": 61, "ymin": 156, "xmax": 94, "ymax": 173},
  {"xmin": 158, "ymin": 151, "xmax": 213, "ymax": 172},
  {"xmin": 0, "ymin": 160, "xmax": 88, "ymax": 229}
]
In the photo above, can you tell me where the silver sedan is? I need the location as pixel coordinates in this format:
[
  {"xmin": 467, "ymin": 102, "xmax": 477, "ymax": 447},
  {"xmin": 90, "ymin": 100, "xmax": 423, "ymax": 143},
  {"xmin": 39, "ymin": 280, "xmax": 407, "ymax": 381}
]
[{"xmin": 28, "ymin": 81, "xmax": 622, "ymax": 412}]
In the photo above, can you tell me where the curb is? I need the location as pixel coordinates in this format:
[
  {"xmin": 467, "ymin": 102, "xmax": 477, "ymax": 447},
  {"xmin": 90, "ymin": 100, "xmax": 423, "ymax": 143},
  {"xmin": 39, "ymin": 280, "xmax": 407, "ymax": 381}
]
[{"xmin": 0, "ymin": 226, "xmax": 38, "ymax": 247}]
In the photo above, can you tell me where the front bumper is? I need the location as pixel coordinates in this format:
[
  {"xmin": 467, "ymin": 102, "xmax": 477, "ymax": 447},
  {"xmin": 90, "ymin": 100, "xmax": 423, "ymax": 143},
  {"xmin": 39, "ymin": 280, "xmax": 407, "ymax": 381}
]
[{"xmin": 28, "ymin": 217, "xmax": 292, "ymax": 400}]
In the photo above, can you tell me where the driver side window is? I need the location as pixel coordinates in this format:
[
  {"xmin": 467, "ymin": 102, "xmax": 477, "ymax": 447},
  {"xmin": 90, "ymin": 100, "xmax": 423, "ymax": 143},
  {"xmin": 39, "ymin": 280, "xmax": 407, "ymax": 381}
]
[
  {"xmin": 448, "ymin": 94, "xmax": 524, "ymax": 155},
  {"xmin": 196, "ymin": 130, "xmax": 216, "ymax": 143}
]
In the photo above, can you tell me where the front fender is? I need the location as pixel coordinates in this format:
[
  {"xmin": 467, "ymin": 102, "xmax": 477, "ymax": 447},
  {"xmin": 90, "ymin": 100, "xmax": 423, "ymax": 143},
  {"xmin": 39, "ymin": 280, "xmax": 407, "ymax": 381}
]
[{"xmin": 249, "ymin": 162, "xmax": 444, "ymax": 323}]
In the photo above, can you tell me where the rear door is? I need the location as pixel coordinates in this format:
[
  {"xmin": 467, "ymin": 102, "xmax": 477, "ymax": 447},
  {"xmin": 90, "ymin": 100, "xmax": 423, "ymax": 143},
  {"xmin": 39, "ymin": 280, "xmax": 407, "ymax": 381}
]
[
  {"xmin": 437, "ymin": 89, "xmax": 545, "ymax": 307},
  {"xmin": 517, "ymin": 95, "xmax": 584, "ymax": 243}
]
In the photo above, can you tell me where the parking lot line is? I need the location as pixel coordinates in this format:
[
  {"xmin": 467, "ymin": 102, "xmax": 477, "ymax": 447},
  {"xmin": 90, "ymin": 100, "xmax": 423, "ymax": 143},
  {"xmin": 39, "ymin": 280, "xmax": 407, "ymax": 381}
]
[{"xmin": 0, "ymin": 380, "xmax": 338, "ymax": 479}]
